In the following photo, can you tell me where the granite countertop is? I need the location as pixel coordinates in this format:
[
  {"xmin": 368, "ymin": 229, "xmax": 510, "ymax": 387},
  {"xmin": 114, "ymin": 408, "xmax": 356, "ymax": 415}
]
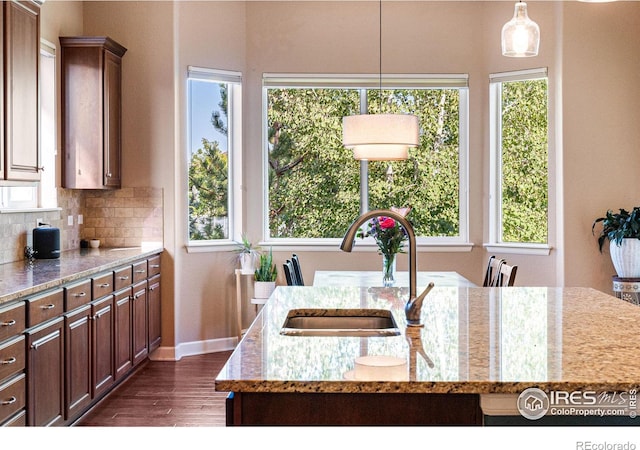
[
  {"xmin": 0, "ymin": 245, "xmax": 164, "ymax": 305},
  {"xmin": 215, "ymin": 284, "xmax": 640, "ymax": 395}
]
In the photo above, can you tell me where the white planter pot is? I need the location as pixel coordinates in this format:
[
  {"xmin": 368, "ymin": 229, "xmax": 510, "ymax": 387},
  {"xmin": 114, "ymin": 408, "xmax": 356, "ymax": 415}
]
[
  {"xmin": 239, "ymin": 253, "xmax": 257, "ymax": 275},
  {"xmin": 610, "ymin": 238, "xmax": 640, "ymax": 277},
  {"xmin": 254, "ymin": 281, "xmax": 276, "ymax": 299}
]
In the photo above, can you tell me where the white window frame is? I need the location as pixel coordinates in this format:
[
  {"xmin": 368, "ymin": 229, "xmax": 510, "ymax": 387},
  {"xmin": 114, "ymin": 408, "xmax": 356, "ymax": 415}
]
[
  {"xmin": 487, "ymin": 68, "xmax": 551, "ymax": 256},
  {"xmin": 0, "ymin": 39, "xmax": 58, "ymax": 213},
  {"xmin": 185, "ymin": 66, "xmax": 243, "ymax": 252},
  {"xmin": 262, "ymin": 73, "xmax": 471, "ymax": 252}
]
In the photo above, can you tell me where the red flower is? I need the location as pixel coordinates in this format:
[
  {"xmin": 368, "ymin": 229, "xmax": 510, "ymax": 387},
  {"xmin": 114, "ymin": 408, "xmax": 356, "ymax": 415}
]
[{"xmin": 378, "ymin": 217, "xmax": 396, "ymax": 229}]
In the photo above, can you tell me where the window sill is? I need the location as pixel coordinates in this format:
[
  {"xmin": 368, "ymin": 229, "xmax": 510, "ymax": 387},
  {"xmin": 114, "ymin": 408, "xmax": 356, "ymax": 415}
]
[
  {"xmin": 0, "ymin": 207, "xmax": 61, "ymax": 214},
  {"xmin": 261, "ymin": 240, "xmax": 474, "ymax": 253},
  {"xmin": 483, "ymin": 243, "xmax": 552, "ymax": 256},
  {"xmin": 185, "ymin": 241, "xmax": 238, "ymax": 253}
]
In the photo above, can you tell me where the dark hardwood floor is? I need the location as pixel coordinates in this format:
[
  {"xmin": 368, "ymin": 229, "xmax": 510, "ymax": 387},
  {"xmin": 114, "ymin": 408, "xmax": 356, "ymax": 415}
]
[{"xmin": 75, "ymin": 351, "xmax": 233, "ymax": 427}]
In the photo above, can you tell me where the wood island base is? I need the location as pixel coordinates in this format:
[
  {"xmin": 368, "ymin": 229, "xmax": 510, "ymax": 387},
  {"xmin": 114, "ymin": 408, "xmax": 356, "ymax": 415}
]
[{"xmin": 225, "ymin": 391, "xmax": 483, "ymax": 426}]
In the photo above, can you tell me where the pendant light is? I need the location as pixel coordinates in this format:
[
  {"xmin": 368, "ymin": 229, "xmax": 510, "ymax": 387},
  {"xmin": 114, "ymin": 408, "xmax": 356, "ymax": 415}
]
[
  {"xmin": 342, "ymin": 0, "xmax": 419, "ymax": 161},
  {"xmin": 501, "ymin": 1, "xmax": 540, "ymax": 58}
]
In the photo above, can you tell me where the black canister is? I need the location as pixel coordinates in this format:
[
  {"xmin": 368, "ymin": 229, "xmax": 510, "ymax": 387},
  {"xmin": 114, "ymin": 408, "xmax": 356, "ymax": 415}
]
[{"xmin": 33, "ymin": 226, "xmax": 61, "ymax": 259}]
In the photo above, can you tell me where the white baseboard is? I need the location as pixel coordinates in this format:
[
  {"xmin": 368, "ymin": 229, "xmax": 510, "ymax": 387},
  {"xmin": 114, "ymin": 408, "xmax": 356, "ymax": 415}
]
[{"xmin": 149, "ymin": 336, "xmax": 238, "ymax": 361}]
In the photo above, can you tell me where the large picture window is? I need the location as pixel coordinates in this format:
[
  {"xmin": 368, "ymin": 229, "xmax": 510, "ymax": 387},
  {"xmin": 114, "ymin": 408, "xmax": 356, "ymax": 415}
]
[
  {"xmin": 264, "ymin": 75, "xmax": 469, "ymax": 244},
  {"xmin": 489, "ymin": 69, "xmax": 548, "ymax": 246},
  {"xmin": 187, "ymin": 67, "xmax": 241, "ymax": 243}
]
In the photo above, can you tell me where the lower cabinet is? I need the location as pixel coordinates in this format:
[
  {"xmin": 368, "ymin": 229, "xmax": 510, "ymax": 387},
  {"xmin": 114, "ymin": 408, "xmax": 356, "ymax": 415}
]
[
  {"xmin": 132, "ymin": 281, "xmax": 148, "ymax": 366},
  {"xmin": 147, "ymin": 275, "xmax": 161, "ymax": 352},
  {"xmin": 64, "ymin": 305, "xmax": 92, "ymax": 422},
  {"xmin": 114, "ymin": 287, "xmax": 132, "ymax": 381},
  {"xmin": 27, "ymin": 317, "xmax": 65, "ymax": 426},
  {"xmin": 92, "ymin": 295, "xmax": 115, "ymax": 399},
  {"xmin": 10, "ymin": 252, "xmax": 162, "ymax": 426}
]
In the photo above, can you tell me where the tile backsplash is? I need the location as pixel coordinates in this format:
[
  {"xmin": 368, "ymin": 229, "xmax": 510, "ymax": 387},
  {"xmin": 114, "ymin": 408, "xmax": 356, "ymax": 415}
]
[
  {"xmin": 0, "ymin": 187, "xmax": 163, "ymax": 265},
  {"xmin": 82, "ymin": 187, "xmax": 163, "ymax": 248}
]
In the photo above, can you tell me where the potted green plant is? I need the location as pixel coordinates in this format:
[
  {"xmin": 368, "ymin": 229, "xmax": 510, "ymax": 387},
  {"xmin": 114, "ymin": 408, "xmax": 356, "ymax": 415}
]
[
  {"xmin": 233, "ymin": 234, "xmax": 260, "ymax": 274},
  {"xmin": 592, "ymin": 206, "xmax": 640, "ymax": 277},
  {"xmin": 254, "ymin": 248, "xmax": 278, "ymax": 299}
]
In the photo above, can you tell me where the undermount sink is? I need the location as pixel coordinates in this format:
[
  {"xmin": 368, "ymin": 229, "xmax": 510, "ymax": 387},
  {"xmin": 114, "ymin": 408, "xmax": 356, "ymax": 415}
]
[{"xmin": 280, "ymin": 308, "xmax": 400, "ymax": 337}]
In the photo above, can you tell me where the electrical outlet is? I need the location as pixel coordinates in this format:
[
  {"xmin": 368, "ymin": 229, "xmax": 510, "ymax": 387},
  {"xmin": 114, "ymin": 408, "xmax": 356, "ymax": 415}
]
[
  {"xmin": 78, "ymin": 214, "xmax": 83, "ymax": 225},
  {"xmin": 36, "ymin": 218, "xmax": 43, "ymax": 228},
  {"xmin": 67, "ymin": 215, "xmax": 74, "ymax": 226}
]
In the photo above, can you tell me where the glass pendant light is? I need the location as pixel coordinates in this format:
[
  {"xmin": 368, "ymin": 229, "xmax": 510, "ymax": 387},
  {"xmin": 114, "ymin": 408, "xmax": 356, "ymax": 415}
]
[
  {"xmin": 501, "ymin": 1, "xmax": 540, "ymax": 58},
  {"xmin": 342, "ymin": 0, "xmax": 419, "ymax": 161}
]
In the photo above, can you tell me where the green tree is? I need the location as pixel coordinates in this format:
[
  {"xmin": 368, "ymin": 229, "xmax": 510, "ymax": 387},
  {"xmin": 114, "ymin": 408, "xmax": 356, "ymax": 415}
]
[
  {"xmin": 267, "ymin": 87, "xmax": 462, "ymax": 238},
  {"xmin": 188, "ymin": 83, "xmax": 229, "ymax": 240},
  {"xmin": 267, "ymin": 88, "xmax": 361, "ymax": 238},
  {"xmin": 500, "ymin": 79, "xmax": 548, "ymax": 243}
]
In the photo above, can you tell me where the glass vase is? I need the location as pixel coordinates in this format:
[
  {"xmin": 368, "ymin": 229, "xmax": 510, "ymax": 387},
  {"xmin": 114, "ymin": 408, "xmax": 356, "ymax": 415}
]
[{"xmin": 382, "ymin": 253, "xmax": 396, "ymax": 287}]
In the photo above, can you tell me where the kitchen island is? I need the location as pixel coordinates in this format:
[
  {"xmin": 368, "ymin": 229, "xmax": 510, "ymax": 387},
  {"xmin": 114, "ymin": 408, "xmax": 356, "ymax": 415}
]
[{"xmin": 215, "ymin": 283, "xmax": 640, "ymax": 425}]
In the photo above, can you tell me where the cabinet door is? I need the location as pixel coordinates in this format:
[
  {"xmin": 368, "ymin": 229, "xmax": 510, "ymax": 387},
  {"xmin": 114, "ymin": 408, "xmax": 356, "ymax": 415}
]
[
  {"xmin": 131, "ymin": 281, "xmax": 148, "ymax": 366},
  {"xmin": 114, "ymin": 288, "xmax": 132, "ymax": 380},
  {"xmin": 3, "ymin": 0, "xmax": 40, "ymax": 181},
  {"xmin": 103, "ymin": 49, "xmax": 121, "ymax": 188},
  {"xmin": 92, "ymin": 295, "xmax": 114, "ymax": 399},
  {"xmin": 147, "ymin": 275, "xmax": 161, "ymax": 353},
  {"xmin": 27, "ymin": 317, "xmax": 64, "ymax": 426},
  {"xmin": 64, "ymin": 305, "xmax": 92, "ymax": 422}
]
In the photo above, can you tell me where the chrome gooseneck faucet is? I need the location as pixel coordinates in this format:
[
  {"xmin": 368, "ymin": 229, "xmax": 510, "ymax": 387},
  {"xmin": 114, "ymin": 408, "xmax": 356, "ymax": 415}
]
[{"xmin": 340, "ymin": 209, "xmax": 434, "ymax": 327}]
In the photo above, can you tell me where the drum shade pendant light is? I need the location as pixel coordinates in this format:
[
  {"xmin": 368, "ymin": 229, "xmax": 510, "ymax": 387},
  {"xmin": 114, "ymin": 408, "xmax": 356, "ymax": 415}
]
[
  {"xmin": 501, "ymin": 1, "xmax": 540, "ymax": 57},
  {"xmin": 342, "ymin": 0, "xmax": 419, "ymax": 161}
]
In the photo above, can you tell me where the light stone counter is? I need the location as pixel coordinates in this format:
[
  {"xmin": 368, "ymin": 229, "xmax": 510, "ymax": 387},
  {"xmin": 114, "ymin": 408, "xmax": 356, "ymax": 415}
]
[
  {"xmin": 0, "ymin": 245, "xmax": 163, "ymax": 305},
  {"xmin": 215, "ymin": 285, "xmax": 640, "ymax": 396},
  {"xmin": 313, "ymin": 270, "xmax": 477, "ymax": 288}
]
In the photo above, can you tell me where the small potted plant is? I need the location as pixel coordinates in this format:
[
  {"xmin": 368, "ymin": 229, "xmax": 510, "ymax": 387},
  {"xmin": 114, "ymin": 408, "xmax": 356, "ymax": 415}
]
[
  {"xmin": 254, "ymin": 248, "xmax": 278, "ymax": 299},
  {"xmin": 233, "ymin": 234, "xmax": 260, "ymax": 274},
  {"xmin": 592, "ymin": 206, "xmax": 640, "ymax": 277}
]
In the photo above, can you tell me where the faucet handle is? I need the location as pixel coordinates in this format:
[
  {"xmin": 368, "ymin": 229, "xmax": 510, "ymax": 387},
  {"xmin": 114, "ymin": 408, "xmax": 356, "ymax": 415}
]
[{"xmin": 405, "ymin": 282, "xmax": 434, "ymax": 327}]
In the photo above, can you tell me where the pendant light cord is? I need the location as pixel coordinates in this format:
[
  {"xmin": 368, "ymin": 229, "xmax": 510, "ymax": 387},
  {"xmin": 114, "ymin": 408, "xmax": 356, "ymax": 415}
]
[{"xmin": 379, "ymin": 0, "xmax": 383, "ymax": 112}]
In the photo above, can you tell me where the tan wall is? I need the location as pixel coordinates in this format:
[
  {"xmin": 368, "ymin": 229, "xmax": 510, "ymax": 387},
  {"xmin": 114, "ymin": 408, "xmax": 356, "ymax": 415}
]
[
  {"xmin": 82, "ymin": 1, "xmax": 178, "ymax": 349},
  {"xmin": 55, "ymin": 1, "xmax": 640, "ymax": 358},
  {"xmin": 562, "ymin": 2, "xmax": 640, "ymax": 291}
]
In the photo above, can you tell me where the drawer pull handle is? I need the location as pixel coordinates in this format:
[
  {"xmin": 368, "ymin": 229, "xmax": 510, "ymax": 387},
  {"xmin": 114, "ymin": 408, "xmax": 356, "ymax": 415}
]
[
  {"xmin": 119, "ymin": 276, "xmax": 129, "ymax": 281},
  {"xmin": 73, "ymin": 292, "xmax": 87, "ymax": 297},
  {"xmin": 1, "ymin": 320, "xmax": 16, "ymax": 327},
  {"xmin": 135, "ymin": 269, "xmax": 146, "ymax": 274},
  {"xmin": 1, "ymin": 396, "xmax": 16, "ymax": 406},
  {"xmin": 99, "ymin": 283, "xmax": 110, "ymax": 288},
  {"xmin": 134, "ymin": 292, "xmax": 143, "ymax": 299},
  {"xmin": 1, "ymin": 357, "xmax": 16, "ymax": 365},
  {"xmin": 41, "ymin": 304, "xmax": 55, "ymax": 310},
  {"xmin": 149, "ymin": 286, "xmax": 155, "ymax": 291},
  {"xmin": 150, "ymin": 264, "xmax": 160, "ymax": 268}
]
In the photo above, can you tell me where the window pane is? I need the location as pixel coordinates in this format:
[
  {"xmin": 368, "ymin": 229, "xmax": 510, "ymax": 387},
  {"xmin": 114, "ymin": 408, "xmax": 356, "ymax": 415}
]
[
  {"xmin": 500, "ymin": 79, "xmax": 548, "ymax": 243},
  {"xmin": 367, "ymin": 89, "xmax": 460, "ymax": 237},
  {"xmin": 188, "ymin": 79, "xmax": 230, "ymax": 241},
  {"xmin": 267, "ymin": 88, "xmax": 361, "ymax": 238}
]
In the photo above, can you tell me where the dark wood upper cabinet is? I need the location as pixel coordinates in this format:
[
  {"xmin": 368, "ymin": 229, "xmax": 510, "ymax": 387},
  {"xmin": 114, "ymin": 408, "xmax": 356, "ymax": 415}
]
[
  {"xmin": 60, "ymin": 36, "xmax": 127, "ymax": 189},
  {"xmin": 2, "ymin": 0, "xmax": 41, "ymax": 181}
]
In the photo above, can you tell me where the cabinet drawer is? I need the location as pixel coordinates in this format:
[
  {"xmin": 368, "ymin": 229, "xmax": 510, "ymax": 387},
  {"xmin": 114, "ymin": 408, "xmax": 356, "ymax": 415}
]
[
  {"xmin": 114, "ymin": 266, "xmax": 133, "ymax": 291},
  {"xmin": 65, "ymin": 280, "xmax": 92, "ymax": 311},
  {"xmin": 92, "ymin": 272, "xmax": 115, "ymax": 299},
  {"xmin": 147, "ymin": 255, "xmax": 161, "ymax": 277},
  {"xmin": 133, "ymin": 260, "xmax": 147, "ymax": 283},
  {"xmin": 2, "ymin": 409, "xmax": 26, "ymax": 427},
  {"xmin": 0, "ymin": 302, "xmax": 25, "ymax": 342},
  {"xmin": 27, "ymin": 289, "xmax": 64, "ymax": 328},
  {"xmin": 0, "ymin": 374, "xmax": 26, "ymax": 425},
  {"xmin": 0, "ymin": 336, "xmax": 25, "ymax": 382}
]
